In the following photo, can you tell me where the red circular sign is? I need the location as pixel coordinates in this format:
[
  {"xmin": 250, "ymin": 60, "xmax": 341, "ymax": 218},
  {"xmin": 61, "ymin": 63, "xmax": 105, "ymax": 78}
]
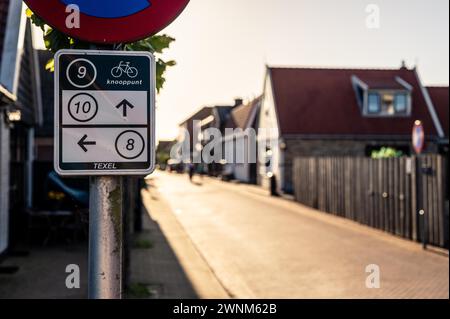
[
  {"xmin": 412, "ymin": 120, "xmax": 425, "ymax": 155},
  {"xmin": 24, "ymin": 0, "xmax": 190, "ymax": 44}
]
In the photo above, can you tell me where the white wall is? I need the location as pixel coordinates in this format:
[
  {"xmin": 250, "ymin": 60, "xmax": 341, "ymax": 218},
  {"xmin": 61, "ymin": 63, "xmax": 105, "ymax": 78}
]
[
  {"xmin": 224, "ymin": 130, "xmax": 258, "ymax": 183},
  {"xmin": 231, "ymin": 135, "xmax": 249, "ymax": 182},
  {"xmin": 257, "ymin": 71, "xmax": 283, "ymax": 191}
]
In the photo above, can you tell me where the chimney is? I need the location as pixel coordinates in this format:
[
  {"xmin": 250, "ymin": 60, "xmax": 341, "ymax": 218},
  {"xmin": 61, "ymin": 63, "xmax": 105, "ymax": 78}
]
[
  {"xmin": 400, "ymin": 60, "xmax": 407, "ymax": 70},
  {"xmin": 234, "ymin": 98, "xmax": 243, "ymax": 107}
]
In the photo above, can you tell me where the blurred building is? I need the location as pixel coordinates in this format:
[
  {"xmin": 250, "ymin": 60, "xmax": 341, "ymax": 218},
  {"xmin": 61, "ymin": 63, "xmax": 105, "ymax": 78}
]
[
  {"xmin": 0, "ymin": 0, "xmax": 43, "ymax": 255},
  {"xmin": 156, "ymin": 139, "xmax": 176, "ymax": 169},
  {"xmin": 258, "ymin": 65, "xmax": 449, "ymax": 194},
  {"xmin": 177, "ymin": 99, "xmax": 242, "ymax": 176},
  {"xmin": 178, "ymin": 106, "xmax": 213, "ymax": 164},
  {"xmin": 222, "ymin": 96, "xmax": 262, "ymax": 183}
]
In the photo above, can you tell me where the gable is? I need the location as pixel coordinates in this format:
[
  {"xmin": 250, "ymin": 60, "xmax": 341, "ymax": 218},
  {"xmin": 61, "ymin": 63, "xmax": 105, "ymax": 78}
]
[
  {"xmin": 226, "ymin": 96, "xmax": 262, "ymax": 130},
  {"xmin": 0, "ymin": 0, "xmax": 9, "ymax": 61},
  {"xmin": 0, "ymin": 0, "xmax": 26, "ymax": 95},
  {"xmin": 259, "ymin": 71, "xmax": 280, "ymax": 141},
  {"xmin": 0, "ymin": 1, "xmax": 42, "ymax": 124}
]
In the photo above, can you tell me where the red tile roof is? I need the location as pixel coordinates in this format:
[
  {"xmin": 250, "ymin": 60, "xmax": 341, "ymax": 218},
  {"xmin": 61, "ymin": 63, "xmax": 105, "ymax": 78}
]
[
  {"xmin": 358, "ymin": 76, "xmax": 406, "ymax": 90},
  {"xmin": 427, "ymin": 86, "xmax": 449, "ymax": 138},
  {"xmin": 269, "ymin": 67, "xmax": 442, "ymax": 138}
]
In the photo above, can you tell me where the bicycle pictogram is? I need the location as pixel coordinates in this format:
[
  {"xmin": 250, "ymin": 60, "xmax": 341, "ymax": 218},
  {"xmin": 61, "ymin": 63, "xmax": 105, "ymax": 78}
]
[{"xmin": 111, "ymin": 61, "xmax": 139, "ymax": 78}]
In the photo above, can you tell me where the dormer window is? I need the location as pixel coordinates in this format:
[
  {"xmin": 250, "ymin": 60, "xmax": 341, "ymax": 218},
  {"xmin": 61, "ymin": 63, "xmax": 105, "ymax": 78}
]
[
  {"xmin": 368, "ymin": 93, "xmax": 381, "ymax": 114},
  {"xmin": 365, "ymin": 91, "xmax": 411, "ymax": 116},
  {"xmin": 351, "ymin": 75, "xmax": 413, "ymax": 117},
  {"xmin": 394, "ymin": 93, "xmax": 408, "ymax": 114}
]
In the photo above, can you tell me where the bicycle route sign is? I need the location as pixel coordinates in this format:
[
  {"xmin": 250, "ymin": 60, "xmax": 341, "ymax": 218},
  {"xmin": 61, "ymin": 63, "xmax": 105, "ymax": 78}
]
[{"xmin": 54, "ymin": 49, "xmax": 156, "ymax": 176}]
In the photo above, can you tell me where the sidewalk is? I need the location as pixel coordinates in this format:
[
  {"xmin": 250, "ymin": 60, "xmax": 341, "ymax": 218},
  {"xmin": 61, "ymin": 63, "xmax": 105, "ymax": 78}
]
[
  {"xmin": 0, "ymin": 244, "xmax": 88, "ymax": 299},
  {"xmin": 128, "ymin": 183, "xmax": 230, "ymax": 299},
  {"xmin": 0, "ymin": 181, "xmax": 229, "ymax": 299}
]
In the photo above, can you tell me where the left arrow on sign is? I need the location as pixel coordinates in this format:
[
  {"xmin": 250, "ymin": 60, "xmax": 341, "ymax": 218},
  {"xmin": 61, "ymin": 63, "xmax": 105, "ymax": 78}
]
[{"xmin": 78, "ymin": 134, "xmax": 97, "ymax": 152}]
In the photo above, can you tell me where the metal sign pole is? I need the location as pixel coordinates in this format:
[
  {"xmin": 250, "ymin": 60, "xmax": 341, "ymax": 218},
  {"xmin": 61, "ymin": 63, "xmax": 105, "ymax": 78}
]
[
  {"xmin": 88, "ymin": 176, "xmax": 123, "ymax": 299},
  {"xmin": 416, "ymin": 159, "xmax": 427, "ymax": 250},
  {"xmin": 55, "ymin": 49, "xmax": 155, "ymax": 299},
  {"xmin": 412, "ymin": 121, "xmax": 426, "ymax": 250},
  {"xmin": 88, "ymin": 44, "xmax": 123, "ymax": 300}
]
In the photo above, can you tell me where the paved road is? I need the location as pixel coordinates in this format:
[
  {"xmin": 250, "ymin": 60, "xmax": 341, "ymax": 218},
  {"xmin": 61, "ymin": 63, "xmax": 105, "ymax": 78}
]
[{"xmin": 146, "ymin": 171, "xmax": 449, "ymax": 299}]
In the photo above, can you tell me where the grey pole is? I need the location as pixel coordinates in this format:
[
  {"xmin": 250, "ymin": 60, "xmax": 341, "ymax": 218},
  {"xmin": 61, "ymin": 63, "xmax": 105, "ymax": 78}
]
[
  {"xmin": 420, "ymin": 209, "xmax": 427, "ymax": 250},
  {"xmin": 88, "ymin": 176, "xmax": 123, "ymax": 299},
  {"xmin": 415, "ymin": 156, "xmax": 427, "ymax": 250}
]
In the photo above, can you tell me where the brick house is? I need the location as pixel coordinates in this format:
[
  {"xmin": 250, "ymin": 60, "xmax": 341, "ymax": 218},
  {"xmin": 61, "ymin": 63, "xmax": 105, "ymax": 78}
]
[{"xmin": 257, "ymin": 65, "xmax": 448, "ymax": 194}]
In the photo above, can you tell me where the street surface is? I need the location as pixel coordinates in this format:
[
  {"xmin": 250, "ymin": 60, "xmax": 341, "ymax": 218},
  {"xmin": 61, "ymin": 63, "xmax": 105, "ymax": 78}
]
[{"xmin": 144, "ymin": 171, "xmax": 449, "ymax": 299}]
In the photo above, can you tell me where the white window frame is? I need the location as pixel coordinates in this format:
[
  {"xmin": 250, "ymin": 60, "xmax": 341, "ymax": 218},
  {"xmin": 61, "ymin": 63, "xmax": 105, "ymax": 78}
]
[{"xmin": 363, "ymin": 90, "xmax": 412, "ymax": 117}]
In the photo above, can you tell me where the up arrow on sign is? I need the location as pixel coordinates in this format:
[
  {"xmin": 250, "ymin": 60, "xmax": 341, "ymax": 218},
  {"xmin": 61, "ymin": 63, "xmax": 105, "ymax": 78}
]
[{"xmin": 116, "ymin": 99, "xmax": 135, "ymax": 117}]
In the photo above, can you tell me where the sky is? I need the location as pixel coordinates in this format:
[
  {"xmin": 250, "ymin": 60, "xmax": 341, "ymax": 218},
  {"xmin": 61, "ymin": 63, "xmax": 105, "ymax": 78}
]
[{"xmin": 34, "ymin": 0, "xmax": 449, "ymax": 141}]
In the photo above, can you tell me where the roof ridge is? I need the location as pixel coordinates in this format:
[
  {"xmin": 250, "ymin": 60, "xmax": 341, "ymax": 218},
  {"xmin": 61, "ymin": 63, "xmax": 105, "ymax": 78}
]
[
  {"xmin": 268, "ymin": 65, "xmax": 412, "ymax": 72},
  {"xmin": 426, "ymin": 85, "xmax": 449, "ymax": 89}
]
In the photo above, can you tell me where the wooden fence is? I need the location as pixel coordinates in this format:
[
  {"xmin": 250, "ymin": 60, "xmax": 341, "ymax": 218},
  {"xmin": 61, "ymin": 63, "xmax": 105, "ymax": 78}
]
[{"xmin": 293, "ymin": 155, "xmax": 449, "ymax": 248}]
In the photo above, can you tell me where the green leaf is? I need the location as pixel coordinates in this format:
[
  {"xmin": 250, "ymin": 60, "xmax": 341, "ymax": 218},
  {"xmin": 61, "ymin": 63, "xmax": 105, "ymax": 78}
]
[
  {"xmin": 27, "ymin": 10, "xmax": 176, "ymax": 94},
  {"xmin": 148, "ymin": 35, "xmax": 176, "ymax": 53},
  {"xmin": 45, "ymin": 58, "xmax": 55, "ymax": 72}
]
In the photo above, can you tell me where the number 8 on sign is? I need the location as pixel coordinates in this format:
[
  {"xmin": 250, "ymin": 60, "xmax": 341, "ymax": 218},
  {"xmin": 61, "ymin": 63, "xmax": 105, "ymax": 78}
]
[{"xmin": 115, "ymin": 130, "xmax": 145, "ymax": 160}]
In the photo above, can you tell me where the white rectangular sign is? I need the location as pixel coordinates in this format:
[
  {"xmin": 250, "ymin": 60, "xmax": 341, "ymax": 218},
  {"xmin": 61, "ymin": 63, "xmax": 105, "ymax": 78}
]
[{"xmin": 54, "ymin": 49, "xmax": 156, "ymax": 176}]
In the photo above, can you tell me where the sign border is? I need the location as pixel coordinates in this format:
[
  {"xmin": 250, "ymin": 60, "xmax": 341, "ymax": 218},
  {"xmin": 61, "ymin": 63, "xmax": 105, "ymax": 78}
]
[{"xmin": 54, "ymin": 49, "xmax": 156, "ymax": 176}]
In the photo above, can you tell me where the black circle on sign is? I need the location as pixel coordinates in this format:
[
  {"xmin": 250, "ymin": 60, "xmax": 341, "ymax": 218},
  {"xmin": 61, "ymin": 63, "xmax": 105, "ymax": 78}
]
[
  {"xmin": 68, "ymin": 93, "xmax": 99, "ymax": 123},
  {"xmin": 115, "ymin": 130, "xmax": 146, "ymax": 160},
  {"xmin": 66, "ymin": 58, "xmax": 97, "ymax": 88}
]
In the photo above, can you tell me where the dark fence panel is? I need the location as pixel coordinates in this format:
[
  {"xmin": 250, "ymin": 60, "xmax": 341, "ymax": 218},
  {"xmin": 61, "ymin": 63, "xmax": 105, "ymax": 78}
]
[{"xmin": 293, "ymin": 155, "xmax": 449, "ymax": 248}]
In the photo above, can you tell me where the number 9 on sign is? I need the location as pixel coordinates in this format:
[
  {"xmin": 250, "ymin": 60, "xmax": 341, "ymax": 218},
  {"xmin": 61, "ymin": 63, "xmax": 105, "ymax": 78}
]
[
  {"xmin": 66, "ymin": 58, "xmax": 97, "ymax": 88},
  {"xmin": 115, "ymin": 130, "xmax": 145, "ymax": 160},
  {"xmin": 77, "ymin": 66, "xmax": 87, "ymax": 79},
  {"xmin": 68, "ymin": 93, "xmax": 99, "ymax": 122}
]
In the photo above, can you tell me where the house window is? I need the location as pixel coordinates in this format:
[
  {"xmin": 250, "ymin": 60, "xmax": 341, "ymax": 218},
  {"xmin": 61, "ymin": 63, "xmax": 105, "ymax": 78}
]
[
  {"xmin": 368, "ymin": 93, "xmax": 380, "ymax": 114},
  {"xmin": 394, "ymin": 93, "xmax": 408, "ymax": 114},
  {"xmin": 366, "ymin": 91, "xmax": 410, "ymax": 116}
]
